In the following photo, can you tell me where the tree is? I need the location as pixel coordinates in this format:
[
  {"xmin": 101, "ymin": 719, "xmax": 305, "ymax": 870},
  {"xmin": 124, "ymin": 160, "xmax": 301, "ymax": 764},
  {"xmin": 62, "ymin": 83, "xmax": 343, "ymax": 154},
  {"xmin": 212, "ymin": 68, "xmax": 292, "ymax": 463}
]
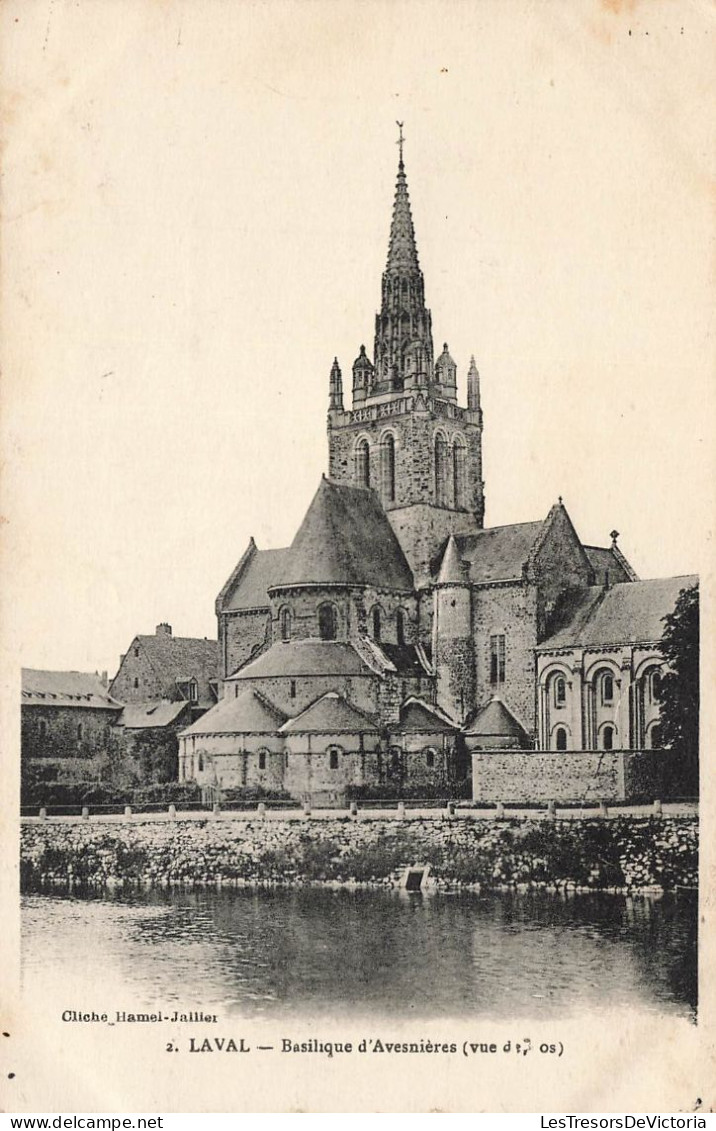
[{"xmin": 658, "ymin": 583, "xmax": 699, "ymax": 796}]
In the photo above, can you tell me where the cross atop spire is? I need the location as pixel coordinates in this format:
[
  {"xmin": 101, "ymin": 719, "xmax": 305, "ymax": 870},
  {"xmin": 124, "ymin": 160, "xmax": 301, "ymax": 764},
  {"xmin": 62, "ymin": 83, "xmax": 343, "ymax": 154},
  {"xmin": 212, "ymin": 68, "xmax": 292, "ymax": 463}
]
[{"xmin": 386, "ymin": 127, "xmax": 420, "ymax": 276}]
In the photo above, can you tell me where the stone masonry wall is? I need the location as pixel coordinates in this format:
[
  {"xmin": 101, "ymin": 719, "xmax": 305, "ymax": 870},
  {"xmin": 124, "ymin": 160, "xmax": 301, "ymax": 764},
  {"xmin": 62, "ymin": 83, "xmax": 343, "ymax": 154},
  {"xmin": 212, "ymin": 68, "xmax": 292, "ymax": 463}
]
[
  {"xmin": 472, "ymin": 749, "xmax": 663, "ymax": 804},
  {"xmin": 472, "ymin": 583, "xmax": 537, "ymax": 733},
  {"xmin": 20, "ymin": 813, "xmax": 698, "ymax": 893},
  {"xmin": 221, "ymin": 610, "xmax": 271, "ymax": 679},
  {"xmin": 21, "ymin": 707, "xmax": 120, "ymax": 763}
]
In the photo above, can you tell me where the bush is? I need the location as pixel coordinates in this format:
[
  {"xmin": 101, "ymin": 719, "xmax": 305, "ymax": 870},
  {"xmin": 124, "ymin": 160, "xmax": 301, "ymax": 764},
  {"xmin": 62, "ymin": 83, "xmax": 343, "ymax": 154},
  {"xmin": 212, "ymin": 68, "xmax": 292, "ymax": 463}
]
[
  {"xmin": 344, "ymin": 781, "xmax": 468, "ymax": 802},
  {"xmin": 131, "ymin": 782, "xmax": 202, "ymax": 806},
  {"xmin": 21, "ymin": 779, "xmax": 131, "ymax": 809},
  {"xmin": 220, "ymin": 786, "xmax": 293, "ymax": 804}
]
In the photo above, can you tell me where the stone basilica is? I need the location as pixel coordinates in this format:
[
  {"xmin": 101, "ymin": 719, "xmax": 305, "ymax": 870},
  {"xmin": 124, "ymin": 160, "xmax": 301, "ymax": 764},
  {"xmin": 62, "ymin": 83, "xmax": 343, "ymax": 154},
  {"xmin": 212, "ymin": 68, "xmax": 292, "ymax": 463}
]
[{"xmin": 179, "ymin": 136, "xmax": 696, "ymax": 804}]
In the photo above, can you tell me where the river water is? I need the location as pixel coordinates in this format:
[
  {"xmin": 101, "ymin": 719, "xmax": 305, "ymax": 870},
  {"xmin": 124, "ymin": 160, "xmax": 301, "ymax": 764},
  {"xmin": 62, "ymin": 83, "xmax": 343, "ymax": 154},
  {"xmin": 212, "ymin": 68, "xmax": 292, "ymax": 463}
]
[{"xmin": 21, "ymin": 887, "xmax": 697, "ymax": 1021}]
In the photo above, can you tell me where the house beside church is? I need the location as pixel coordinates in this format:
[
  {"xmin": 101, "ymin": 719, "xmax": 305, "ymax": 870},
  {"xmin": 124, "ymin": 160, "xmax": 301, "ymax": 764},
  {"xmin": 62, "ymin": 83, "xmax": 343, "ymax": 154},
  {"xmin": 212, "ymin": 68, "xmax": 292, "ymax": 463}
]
[
  {"xmin": 178, "ymin": 135, "xmax": 697, "ymax": 805},
  {"xmin": 21, "ymin": 669, "xmax": 124, "ymax": 780},
  {"xmin": 110, "ymin": 623, "xmax": 219, "ymax": 751}
]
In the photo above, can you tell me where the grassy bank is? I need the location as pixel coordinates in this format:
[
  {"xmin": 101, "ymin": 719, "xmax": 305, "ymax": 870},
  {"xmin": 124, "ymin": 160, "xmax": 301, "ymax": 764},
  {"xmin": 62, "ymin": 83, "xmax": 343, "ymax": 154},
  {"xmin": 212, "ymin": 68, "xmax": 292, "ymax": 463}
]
[{"xmin": 20, "ymin": 814, "xmax": 698, "ymax": 893}]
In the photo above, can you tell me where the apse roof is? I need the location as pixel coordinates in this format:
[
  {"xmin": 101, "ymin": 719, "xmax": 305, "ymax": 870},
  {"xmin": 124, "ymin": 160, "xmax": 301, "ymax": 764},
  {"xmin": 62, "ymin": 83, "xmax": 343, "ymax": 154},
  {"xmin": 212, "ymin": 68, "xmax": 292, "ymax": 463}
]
[
  {"xmin": 463, "ymin": 697, "xmax": 529, "ymax": 740},
  {"xmin": 227, "ymin": 640, "xmax": 377, "ymax": 681},
  {"xmin": 398, "ymin": 697, "xmax": 458, "ymax": 733},
  {"xmin": 180, "ymin": 688, "xmax": 287, "ymax": 737},
  {"xmin": 280, "ymin": 692, "xmax": 380, "ymax": 734},
  {"xmin": 274, "ymin": 477, "xmax": 414, "ymax": 591}
]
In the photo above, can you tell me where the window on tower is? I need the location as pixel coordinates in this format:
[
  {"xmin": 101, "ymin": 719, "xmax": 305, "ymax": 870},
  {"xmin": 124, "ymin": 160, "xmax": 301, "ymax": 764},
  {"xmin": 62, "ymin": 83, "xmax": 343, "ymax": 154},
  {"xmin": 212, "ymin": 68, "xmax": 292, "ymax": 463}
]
[
  {"xmin": 280, "ymin": 607, "xmax": 292, "ymax": 642},
  {"xmin": 396, "ymin": 608, "xmax": 406, "ymax": 646},
  {"xmin": 490, "ymin": 635, "xmax": 506, "ymax": 684},
  {"xmin": 434, "ymin": 432, "xmax": 448, "ymax": 506},
  {"xmin": 371, "ymin": 606, "xmax": 382, "ymax": 642},
  {"xmin": 380, "ymin": 433, "xmax": 396, "ymax": 503},
  {"xmin": 355, "ymin": 439, "xmax": 370, "ymax": 488},
  {"xmin": 453, "ymin": 438, "xmax": 466, "ymax": 509}
]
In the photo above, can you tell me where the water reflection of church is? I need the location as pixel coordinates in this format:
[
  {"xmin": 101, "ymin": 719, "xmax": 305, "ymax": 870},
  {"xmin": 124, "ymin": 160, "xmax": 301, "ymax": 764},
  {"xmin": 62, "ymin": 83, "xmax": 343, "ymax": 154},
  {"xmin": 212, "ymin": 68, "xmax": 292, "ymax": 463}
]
[{"xmin": 178, "ymin": 132, "xmax": 696, "ymax": 804}]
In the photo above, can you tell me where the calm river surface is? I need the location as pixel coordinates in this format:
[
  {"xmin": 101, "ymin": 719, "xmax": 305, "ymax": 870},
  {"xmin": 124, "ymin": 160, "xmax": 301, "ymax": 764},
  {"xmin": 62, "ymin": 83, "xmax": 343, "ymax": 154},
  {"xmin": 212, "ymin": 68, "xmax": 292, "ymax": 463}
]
[{"xmin": 22, "ymin": 888, "xmax": 697, "ymax": 1020}]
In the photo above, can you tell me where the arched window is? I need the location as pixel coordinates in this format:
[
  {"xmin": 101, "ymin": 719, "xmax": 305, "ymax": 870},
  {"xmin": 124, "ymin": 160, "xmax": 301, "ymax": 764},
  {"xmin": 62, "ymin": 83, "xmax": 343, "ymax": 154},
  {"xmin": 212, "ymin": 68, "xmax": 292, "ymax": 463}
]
[
  {"xmin": 645, "ymin": 722, "xmax": 663, "ymax": 750},
  {"xmin": 490, "ymin": 634, "xmax": 506, "ymax": 685},
  {"xmin": 290, "ymin": 679, "xmax": 296, "ymax": 699},
  {"xmin": 77, "ymin": 723, "xmax": 84, "ymax": 741},
  {"xmin": 554, "ymin": 676, "xmax": 566, "ymax": 707},
  {"xmin": 425, "ymin": 748, "xmax": 436, "ymax": 769},
  {"xmin": 380, "ymin": 433, "xmax": 396, "ymax": 503},
  {"xmin": 371, "ymin": 606, "xmax": 382, "ymax": 642},
  {"xmin": 601, "ymin": 725, "xmax": 615, "ymax": 751},
  {"xmin": 134, "ymin": 677, "xmax": 139, "ymax": 689},
  {"xmin": 280, "ymin": 607, "xmax": 292, "ymax": 642},
  {"xmin": 189, "ymin": 680, "xmax": 198, "ymax": 703},
  {"xmin": 453, "ymin": 439, "xmax": 466, "ymax": 509},
  {"xmin": 434, "ymin": 433, "xmax": 448, "ymax": 506},
  {"xmin": 601, "ymin": 672, "xmax": 614, "ymax": 705},
  {"xmin": 328, "ymin": 747, "xmax": 340, "ymax": 770},
  {"xmin": 198, "ymin": 751, "xmax": 204, "ymax": 772},
  {"xmin": 318, "ymin": 602, "xmax": 338, "ymax": 641},
  {"xmin": 355, "ymin": 439, "xmax": 370, "ymax": 488},
  {"xmin": 554, "ymin": 726, "xmax": 568, "ymax": 751},
  {"xmin": 258, "ymin": 750, "xmax": 267, "ymax": 770},
  {"xmin": 650, "ymin": 669, "xmax": 662, "ymax": 702},
  {"xmin": 396, "ymin": 608, "xmax": 406, "ymax": 646}
]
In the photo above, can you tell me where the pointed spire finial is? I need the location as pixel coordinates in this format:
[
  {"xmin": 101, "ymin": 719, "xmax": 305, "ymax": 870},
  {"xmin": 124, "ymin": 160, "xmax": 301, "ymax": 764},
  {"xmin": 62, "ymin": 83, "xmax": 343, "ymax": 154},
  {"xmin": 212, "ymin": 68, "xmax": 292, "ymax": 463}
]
[
  {"xmin": 396, "ymin": 120, "xmax": 405, "ymax": 165},
  {"xmin": 467, "ymin": 356, "xmax": 481, "ymax": 412}
]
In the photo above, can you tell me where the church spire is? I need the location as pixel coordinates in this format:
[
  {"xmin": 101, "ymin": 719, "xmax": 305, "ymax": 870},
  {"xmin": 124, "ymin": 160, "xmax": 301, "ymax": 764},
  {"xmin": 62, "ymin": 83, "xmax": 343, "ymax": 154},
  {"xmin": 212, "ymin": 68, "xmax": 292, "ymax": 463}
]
[
  {"xmin": 372, "ymin": 124, "xmax": 434, "ymax": 393},
  {"xmin": 386, "ymin": 123, "xmax": 421, "ymax": 276}
]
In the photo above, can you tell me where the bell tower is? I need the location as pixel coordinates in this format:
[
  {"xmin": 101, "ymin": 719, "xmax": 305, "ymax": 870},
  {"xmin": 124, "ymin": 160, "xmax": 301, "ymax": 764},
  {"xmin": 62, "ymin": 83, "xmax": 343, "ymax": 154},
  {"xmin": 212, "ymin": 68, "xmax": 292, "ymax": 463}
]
[{"xmin": 327, "ymin": 127, "xmax": 485, "ymax": 583}]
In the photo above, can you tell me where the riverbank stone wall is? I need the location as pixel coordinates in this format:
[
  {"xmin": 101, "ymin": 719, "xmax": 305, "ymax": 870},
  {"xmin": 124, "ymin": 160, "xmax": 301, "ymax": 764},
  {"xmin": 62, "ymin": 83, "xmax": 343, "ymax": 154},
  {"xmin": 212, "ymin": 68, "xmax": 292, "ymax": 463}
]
[{"xmin": 20, "ymin": 813, "xmax": 697, "ymax": 893}]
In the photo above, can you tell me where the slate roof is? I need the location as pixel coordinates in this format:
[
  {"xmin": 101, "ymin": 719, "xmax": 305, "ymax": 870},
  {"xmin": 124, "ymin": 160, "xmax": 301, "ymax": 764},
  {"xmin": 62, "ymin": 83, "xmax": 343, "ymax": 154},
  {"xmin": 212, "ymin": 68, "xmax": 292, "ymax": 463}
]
[
  {"xmin": 117, "ymin": 634, "xmax": 218, "ymax": 707},
  {"xmin": 583, "ymin": 545, "xmax": 631, "ymax": 586},
  {"xmin": 447, "ymin": 520, "xmax": 545, "ymax": 584},
  {"xmin": 398, "ymin": 697, "xmax": 457, "ymax": 733},
  {"xmin": 464, "ymin": 697, "xmax": 529, "ymax": 740},
  {"xmin": 22, "ymin": 670, "xmax": 123, "ymax": 711},
  {"xmin": 223, "ymin": 547, "xmax": 292, "ymax": 611},
  {"xmin": 280, "ymin": 692, "xmax": 380, "ymax": 734},
  {"xmin": 538, "ymin": 575, "xmax": 699, "ymax": 650},
  {"xmin": 122, "ymin": 701, "xmax": 190, "ymax": 729},
  {"xmin": 227, "ymin": 640, "xmax": 377, "ymax": 681},
  {"xmin": 180, "ymin": 688, "xmax": 287, "ymax": 737},
  {"xmin": 275, "ymin": 477, "xmax": 414, "ymax": 591},
  {"xmin": 374, "ymin": 642, "xmax": 432, "ymax": 676}
]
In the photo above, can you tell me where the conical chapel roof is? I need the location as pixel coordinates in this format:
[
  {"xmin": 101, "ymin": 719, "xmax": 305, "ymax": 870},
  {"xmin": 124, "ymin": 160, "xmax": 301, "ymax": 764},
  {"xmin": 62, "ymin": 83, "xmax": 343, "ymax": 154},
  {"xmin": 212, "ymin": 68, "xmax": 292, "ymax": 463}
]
[{"xmin": 273, "ymin": 477, "xmax": 414, "ymax": 591}]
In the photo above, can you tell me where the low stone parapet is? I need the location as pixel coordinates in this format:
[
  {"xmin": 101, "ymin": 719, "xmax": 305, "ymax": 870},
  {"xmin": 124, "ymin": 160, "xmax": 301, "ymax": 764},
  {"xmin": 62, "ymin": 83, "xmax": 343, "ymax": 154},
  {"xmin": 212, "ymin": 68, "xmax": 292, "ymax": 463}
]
[{"xmin": 471, "ymin": 749, "xmax": 667, "ymax": 804}]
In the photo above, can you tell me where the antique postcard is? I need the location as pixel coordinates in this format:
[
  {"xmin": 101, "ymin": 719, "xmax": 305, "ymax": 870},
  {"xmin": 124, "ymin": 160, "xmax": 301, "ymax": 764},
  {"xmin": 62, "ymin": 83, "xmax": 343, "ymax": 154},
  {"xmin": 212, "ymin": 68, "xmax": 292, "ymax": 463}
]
[{"xmin": 1, "ymin": 0, "xmax": 714, "ymax": 1115}]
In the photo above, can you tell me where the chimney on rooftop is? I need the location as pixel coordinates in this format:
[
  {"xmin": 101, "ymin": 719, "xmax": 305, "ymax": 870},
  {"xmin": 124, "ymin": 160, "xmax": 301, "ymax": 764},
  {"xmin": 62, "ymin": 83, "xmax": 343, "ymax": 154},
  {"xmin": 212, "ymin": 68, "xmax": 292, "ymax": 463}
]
[{"xmin": 156, "ymin": 623, "xmax": 172, "ymax": 637}]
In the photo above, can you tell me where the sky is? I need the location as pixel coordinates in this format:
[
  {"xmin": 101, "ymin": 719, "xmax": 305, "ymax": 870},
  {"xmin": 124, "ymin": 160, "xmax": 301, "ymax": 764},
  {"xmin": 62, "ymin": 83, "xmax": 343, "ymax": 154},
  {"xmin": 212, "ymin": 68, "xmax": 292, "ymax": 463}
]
[{"xmin": 2, "ymin": 0, "xmax": 714, "ymax": 678}]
